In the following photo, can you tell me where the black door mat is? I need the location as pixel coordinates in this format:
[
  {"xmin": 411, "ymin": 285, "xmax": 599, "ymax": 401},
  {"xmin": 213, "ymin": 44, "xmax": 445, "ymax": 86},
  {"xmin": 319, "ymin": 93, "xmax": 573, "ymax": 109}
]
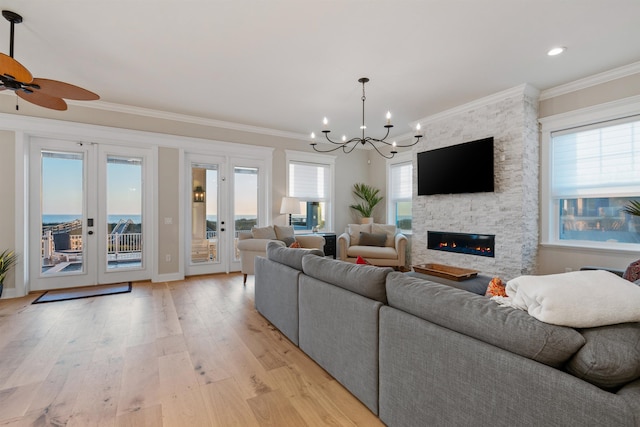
[{"xmin": 32, "ymin": 282, "xmax": 132, "ymax": 304}]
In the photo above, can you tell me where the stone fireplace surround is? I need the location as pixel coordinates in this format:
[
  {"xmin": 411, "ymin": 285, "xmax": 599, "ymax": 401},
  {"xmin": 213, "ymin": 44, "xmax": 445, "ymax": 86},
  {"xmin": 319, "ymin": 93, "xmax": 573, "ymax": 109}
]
[{"xmin": 411, "ymin": 85, "xmax": 540, "ymax": 280}]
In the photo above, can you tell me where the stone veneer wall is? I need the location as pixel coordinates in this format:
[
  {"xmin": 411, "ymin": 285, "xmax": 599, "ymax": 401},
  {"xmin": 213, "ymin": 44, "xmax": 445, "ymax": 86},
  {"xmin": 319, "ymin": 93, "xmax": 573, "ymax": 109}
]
[{"xmin": 411, "ymin": 85, "xmax": 539, "ymax": 280}]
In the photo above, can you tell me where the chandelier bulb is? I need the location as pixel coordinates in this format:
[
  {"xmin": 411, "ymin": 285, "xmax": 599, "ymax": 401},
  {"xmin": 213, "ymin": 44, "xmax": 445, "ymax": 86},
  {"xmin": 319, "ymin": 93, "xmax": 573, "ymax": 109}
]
[
  {"xmin": 323, "ymin": 117, "xmax": 329, "ymax": 127},
  {"xmin": 392, "ymin": 141, "xmax": 397, "ymax": 147},
  {"xmin": 311, "ymin": 132, "xmax": 316, "ymax": 140},
  {"xmin": 386, "ymin": 111, "xmax": 391, "ymax": 124},
  {"xmin": 342, "ymin": 135, "xmax": 347, "ymax": 142},
  {"xmin": 416, "ymin": 123, "xmax": 421, "ymax": 131}
]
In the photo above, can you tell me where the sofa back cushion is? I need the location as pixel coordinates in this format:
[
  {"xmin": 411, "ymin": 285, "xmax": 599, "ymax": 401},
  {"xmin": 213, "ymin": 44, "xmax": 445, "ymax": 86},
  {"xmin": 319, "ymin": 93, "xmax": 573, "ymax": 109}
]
[
  {"xmin": 372, "ymin": 223, "xmax": 397, "ymax": 247},
  {"xmin": 266, "ymin": 241, "xmax": 324, "ymax": 271},
  {"xmin": 385, "ymin": 272, "xmax": 586, "ymax": 367},
  {"xmin": 347, "ymin": 223, "xmax": 371, "ymax": 246},
  {"xmin": 302, "ymin": 255, "xmax": 391, "ymax": 303},
  {"xmin": 566, "ymin": 322, "xmax": 640, "ymax": 390}
]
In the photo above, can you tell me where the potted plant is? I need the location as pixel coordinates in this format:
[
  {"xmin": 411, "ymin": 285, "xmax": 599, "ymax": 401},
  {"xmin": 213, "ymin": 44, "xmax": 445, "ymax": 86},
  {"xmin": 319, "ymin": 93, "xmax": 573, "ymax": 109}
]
[
  {"xmin": 349, "ymin": 183, "xmax": 383, "ymax": 224},
  {"xmin": 0, "ymin": 249, "xmax": 18, "ymax": 298}
]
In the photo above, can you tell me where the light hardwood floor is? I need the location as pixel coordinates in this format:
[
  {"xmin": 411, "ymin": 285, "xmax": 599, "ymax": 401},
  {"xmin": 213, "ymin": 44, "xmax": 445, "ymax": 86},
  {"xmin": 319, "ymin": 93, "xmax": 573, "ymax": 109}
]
[{"xmin": 0, "ymin": 273, "xmax": 384, "ymax": 426}]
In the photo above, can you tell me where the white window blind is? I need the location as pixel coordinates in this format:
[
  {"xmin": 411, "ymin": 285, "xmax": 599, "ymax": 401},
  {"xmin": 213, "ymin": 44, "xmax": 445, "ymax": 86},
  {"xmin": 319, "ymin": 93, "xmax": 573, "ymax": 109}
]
[
  {"xmin": 390, "ymin": 162, "xmax": 412, "ymax": 201},
  {"xmin": 551, "ymin": 116, "xmax": 640, "ymax": 198},
  {"xmin": 289, "ymin": 161, "xmax": 329, "ymax": 200}
]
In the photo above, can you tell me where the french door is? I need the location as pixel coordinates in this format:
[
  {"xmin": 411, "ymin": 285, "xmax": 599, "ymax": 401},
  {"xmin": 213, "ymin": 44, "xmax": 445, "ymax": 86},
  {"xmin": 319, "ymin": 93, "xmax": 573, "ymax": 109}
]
[
  {"xmin": 29, "ymin": 137, "xmax": 153, "ymax": 291},
  {"xmin": 185, "ymin": 153, "xmax": 262, "ymax": 275}
]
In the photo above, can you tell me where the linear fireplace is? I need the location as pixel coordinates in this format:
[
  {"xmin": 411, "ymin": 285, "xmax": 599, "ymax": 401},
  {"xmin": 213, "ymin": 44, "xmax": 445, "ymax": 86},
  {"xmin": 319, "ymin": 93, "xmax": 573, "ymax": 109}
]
[{"xmin": 427, "ymin": 231, "xmax": 495, "ymax": 258}]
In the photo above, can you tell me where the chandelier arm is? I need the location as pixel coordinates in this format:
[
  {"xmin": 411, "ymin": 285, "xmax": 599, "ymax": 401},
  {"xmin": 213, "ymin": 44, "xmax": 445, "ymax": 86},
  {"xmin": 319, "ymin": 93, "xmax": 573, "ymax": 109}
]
[
  {"xmin": 367, "ymin": 140, "xmax": 395, "ymax": 159},
  {"xmin": 372, "ymin": 134, "xmax": 423, "ymax": 147},
  {"xmin": 322, "ymin": 132, "xmax": 347, "ymax": 145},
  {"xmin": 342, "ymin": 142, "xmax": 359, "ymax": 154},
  {"xmin": 311, "ymin": 142, "xmax": 354, "ymax": 154}
]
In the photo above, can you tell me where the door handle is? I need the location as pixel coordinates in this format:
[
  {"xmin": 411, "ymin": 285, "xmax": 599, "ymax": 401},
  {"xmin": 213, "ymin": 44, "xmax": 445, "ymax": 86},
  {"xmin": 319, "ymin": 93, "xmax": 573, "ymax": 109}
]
[
  {"xmin": 88, "ymin": 230, "xmax": 94, "ymax": 235},
  {"xmin": 221, "ymin": 228, "xmax": 225, "ymax": 232}
]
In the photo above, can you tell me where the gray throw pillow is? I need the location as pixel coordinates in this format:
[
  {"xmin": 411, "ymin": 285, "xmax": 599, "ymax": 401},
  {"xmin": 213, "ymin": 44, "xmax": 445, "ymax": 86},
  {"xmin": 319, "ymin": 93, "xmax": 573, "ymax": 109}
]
[
  {"xmin": 359, "ymin": 232, "xmax": 387, "ymax": 247},
  {"xmin": 280, "ymin": 236, "xmax": 296, "ymax": 246}
]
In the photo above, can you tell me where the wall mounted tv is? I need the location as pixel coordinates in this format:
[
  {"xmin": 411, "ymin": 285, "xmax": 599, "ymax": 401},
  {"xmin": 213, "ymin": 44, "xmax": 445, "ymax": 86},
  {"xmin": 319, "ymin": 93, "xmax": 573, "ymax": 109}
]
[{"xmin": 417, "ymin": 137, "xmax": 494, "ymax": 196}]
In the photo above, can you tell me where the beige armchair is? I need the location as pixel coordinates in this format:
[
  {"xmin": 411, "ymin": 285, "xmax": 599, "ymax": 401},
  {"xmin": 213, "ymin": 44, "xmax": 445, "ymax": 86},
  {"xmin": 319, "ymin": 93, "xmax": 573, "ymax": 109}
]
[
  {"xmin": 237, "ymin": 225, "xmax": 325, "ymax": 284},
  {"xmin": 338, "ymin": 223, "xmax": 407, "ymax": 268}
]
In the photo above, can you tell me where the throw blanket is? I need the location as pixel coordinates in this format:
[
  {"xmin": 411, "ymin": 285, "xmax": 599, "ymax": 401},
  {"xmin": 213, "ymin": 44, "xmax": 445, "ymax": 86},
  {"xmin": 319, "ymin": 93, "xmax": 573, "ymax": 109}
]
[{"xmin": 491, "ymin": 270, "xmax": 640, "ymax": 328}]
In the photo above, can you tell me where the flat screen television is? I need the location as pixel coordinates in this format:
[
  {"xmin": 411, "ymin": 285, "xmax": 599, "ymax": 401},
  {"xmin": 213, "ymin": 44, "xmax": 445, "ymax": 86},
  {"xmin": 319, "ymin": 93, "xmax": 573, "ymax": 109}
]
[{"xmin": 417, "ymin": 137, "xmax": 494, "ymax": 196}]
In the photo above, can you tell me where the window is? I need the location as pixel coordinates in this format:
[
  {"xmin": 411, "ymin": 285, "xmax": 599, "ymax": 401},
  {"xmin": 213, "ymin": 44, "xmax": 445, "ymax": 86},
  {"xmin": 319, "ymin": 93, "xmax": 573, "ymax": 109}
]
[
  {"xmin": 286, "ymin": 151, "xmax": 335, "ymax": 232},
  {"xmin": 387, "ymin": 152, "xmax": 413, "ymax": 233},
  {"xmin": 544, "ymin": 113, "xmax": 640, "ymax": 248}
]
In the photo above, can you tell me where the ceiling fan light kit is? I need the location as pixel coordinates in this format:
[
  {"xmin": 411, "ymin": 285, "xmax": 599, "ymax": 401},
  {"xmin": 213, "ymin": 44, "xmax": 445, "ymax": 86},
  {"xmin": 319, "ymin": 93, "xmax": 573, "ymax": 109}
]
[
  {"xmin": 0, "ymin": 10, "xmax": 99, "ymax": 111},
  {"xmin": 310, "ymin": 77, "xmax": 423, "ymax": 159}
]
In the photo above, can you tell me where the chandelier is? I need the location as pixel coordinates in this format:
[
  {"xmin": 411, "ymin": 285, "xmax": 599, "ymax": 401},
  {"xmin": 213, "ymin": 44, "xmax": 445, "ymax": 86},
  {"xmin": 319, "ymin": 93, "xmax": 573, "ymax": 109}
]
[{"xmin": 310, "ymin": 77, "xmax": 423, "ymax": 159}]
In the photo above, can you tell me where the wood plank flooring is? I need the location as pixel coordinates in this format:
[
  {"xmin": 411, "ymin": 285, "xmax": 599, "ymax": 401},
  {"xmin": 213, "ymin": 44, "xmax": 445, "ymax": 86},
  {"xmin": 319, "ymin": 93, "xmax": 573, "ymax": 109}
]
[{"xmin": 0, "ymin": 273, "xmax": 384, "ymax": 426}]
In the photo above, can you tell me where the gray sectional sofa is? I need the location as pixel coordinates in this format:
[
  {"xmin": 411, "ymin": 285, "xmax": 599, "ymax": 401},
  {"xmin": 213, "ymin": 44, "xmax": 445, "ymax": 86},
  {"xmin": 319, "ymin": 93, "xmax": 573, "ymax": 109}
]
[{"xmin": 254, "ymin": 242, "xmax": 640, "ymax": 426}]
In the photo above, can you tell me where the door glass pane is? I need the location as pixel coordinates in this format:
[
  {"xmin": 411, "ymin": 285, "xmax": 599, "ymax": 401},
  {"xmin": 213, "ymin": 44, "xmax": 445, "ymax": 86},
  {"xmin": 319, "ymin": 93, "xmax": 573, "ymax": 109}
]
[
  {"xmin": 106, "ymin": 156, "xmax": 143, "ymax": 269},
  {"xmin": 41, "ymin": 151, "xmax": 84, "ymax": 276},
  {"xmin": 234, "ymin": 167, "xmax": 258, "ymax": 260},
  {"xmin": 191, "ymin": 164, "xmax": 218, "ymax": 264}
]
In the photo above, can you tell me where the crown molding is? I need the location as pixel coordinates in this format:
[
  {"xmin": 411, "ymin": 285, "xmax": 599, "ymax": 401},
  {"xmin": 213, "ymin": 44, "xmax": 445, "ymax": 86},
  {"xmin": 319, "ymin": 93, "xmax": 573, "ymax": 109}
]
[
  {"xmin": 539, "ymin": 61, "xmax": 640, "ymax": 101},
  {"xmin": 0, "ymin": 92, "xmax": 310, "ymax": 141},
  {"xmin": 410, "ymin": 83, "xmax": 540, "ymax": 128}
]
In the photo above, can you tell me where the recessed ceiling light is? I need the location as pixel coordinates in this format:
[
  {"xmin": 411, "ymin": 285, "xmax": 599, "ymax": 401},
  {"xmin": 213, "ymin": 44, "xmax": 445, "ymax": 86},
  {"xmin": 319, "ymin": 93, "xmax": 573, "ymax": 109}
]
[{"xmin": 547, "ymin": 46, "xmax": 566, "ymax": 56}]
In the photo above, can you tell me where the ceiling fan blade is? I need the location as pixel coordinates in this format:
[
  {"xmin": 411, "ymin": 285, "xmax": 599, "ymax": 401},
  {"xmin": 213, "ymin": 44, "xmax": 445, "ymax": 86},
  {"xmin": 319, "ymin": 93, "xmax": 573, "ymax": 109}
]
[
  {"xmin": 0, "ymin": 52, "xmax": 32, "ymax": 83},
  {"xmin": 31, "ymin": 78, "xmax": 99, "ymax": 101},
  {"xmin": 16, "ymin": 89, "xmax": 67, "ymax": 111}
]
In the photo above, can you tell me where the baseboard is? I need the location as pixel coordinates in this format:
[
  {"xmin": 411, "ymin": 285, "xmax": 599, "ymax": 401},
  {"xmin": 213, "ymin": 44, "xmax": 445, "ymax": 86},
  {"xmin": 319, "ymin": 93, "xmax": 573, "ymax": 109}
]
[
  {"xmin": 0, "ymin": 287, "xmax": 19, "ymax": 299},
  {"xmin": 152, "ymin": 272, "xmax": 184, "ymax": 283}
]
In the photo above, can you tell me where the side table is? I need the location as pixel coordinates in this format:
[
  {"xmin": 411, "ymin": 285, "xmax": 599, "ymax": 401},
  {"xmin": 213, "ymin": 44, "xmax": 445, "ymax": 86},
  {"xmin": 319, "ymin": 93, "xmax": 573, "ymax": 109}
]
[{"xmin": 299, "ymin": 232, "xmax": 336, "ymax": 259}]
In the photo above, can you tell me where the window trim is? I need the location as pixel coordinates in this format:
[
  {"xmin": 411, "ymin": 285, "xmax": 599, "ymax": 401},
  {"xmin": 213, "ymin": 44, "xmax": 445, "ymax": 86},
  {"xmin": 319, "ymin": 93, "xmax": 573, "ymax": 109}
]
[
  {"xmin": 386, "ymin": 151, "xmax": 413, "ymax": 234},
  {"xmin": 540, "ymin": 95, "xmax": 640, "ymax": 252},
  {"xmin": 285, "ymin": 150, "xmax": 336, "ymax": 232}
]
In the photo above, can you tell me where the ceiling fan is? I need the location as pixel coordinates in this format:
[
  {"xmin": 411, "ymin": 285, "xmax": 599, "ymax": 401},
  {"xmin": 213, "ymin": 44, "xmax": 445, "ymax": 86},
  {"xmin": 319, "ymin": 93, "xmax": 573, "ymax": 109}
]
[{"xmin": 0, "ymin": 10, "xmax": 99, "ymax": 111}]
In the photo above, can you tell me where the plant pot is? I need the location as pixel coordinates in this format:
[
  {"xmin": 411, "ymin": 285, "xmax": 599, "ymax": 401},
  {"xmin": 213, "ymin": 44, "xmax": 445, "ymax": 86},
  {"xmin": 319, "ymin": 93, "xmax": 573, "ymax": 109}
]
[{"xmin": 360, "ymin": 217, "xmax": 373, "ymax": 224}]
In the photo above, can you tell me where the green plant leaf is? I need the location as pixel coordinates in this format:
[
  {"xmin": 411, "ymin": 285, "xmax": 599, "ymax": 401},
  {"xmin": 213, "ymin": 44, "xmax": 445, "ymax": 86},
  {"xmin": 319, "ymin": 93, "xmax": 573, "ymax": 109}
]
[
  {"xmin": 0, "ymin": 249, "xmax": 18, "ymax": 277},
  {"xmin": 622, "ymin": 200, "xmax": 640, "ymax": 217},
  {"xmin": 349, "ymin": 183, "xmax": 383, "ymax": 218}
]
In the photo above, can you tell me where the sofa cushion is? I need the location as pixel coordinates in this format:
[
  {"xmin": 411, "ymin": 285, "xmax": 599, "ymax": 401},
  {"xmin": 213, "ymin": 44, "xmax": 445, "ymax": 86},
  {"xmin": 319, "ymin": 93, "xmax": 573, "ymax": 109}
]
[
  {"xmin": 252, "ymin": 225, "xmax": 277, "ymax": 240},
  {"xmin": 302, "ymin": 255, "xmax": 392, "ymax": 303},
  {"xmin": 346, "ymin": 246, "xmax": 398, "ymax": 260},
  {"xmin": 347, "ymin": 223, "xmax": 371, "ymax": 246},
  {"xmin": 385, "ymin": 272, "xmax": 585, "ymax": 367},
  {"xmin": 372, "ymin": 223, "xmax": 397, "ymax": 247},
  {"xmin": 274, "ymin": 225, "xmax": 296, "ymax": 246},
  {"xmin": 266, "ymin": 241, "xmax": 323, "ymax": 271},
  {"xmin": 359, "ymin": 232, "xmax": 387, "ymax": 247},
  {"xmin": 566, "ymin": 322, "xmax": 640, "ymax": 390}
]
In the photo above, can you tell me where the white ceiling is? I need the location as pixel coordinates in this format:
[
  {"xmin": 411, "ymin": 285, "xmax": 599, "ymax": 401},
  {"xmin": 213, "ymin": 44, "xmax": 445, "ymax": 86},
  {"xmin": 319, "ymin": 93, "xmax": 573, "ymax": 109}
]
[{"xmin": 2, "ymin": 1, "xmax": 640, "ymax": 140}]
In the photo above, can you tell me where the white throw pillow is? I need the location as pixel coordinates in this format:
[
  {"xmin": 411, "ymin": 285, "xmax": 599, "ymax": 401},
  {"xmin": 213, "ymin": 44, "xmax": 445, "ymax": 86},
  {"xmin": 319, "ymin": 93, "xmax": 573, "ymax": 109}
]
[
  {"xmin": 372, "ymin": 224, "xmax": 397, "ymax": 247},
  {"xmin": 348, "ymin": 223, "xmax": 371, "ymax": 246},
  {"xmin": 251, "ymin": 225, "xmax": 277, "ymax": 240},
  {"xmin": 493, "ymin": 270, "xmax": 640, "ymax": 328}
]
